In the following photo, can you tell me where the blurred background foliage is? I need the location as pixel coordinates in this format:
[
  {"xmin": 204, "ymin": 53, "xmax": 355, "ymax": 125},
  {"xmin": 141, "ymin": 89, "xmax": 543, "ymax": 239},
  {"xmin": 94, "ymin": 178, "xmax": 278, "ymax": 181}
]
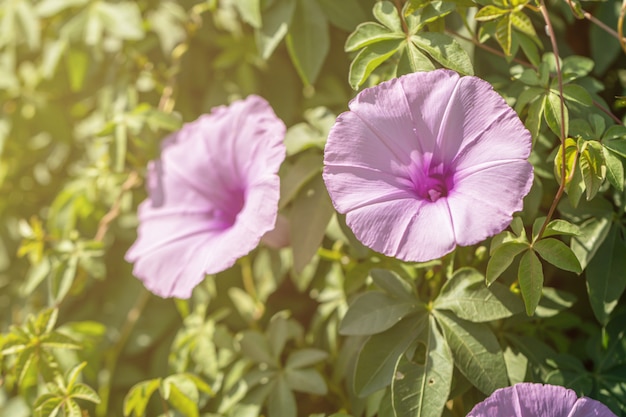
[{"xmin": 1, "ymin": 0, "xmax": 626, "ymax": 416}]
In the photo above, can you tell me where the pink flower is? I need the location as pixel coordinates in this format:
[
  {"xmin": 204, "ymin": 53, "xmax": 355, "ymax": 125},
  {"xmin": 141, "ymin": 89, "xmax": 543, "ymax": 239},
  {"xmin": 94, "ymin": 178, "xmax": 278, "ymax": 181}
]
[
  {"xmin": 125, "ymin": 95, "xmax": 286, "ymax": 298},
  {"xmin": 323, "ymin": 69, "xmax": 533, "ymax": 262},
  {"xmin": 467, "ymin": 383, "xmax": 617, "ymax": 416}
]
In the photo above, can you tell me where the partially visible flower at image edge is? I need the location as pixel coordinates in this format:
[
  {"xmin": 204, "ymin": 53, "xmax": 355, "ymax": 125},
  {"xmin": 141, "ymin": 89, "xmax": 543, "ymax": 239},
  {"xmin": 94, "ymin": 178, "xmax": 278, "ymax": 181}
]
[
  {"xmin": 467, "ymin": 383, "xmax": 617, "ymax": 416},
  {"xmin": 323, "ymin": 69, "xmax": 534, "ymax": 262},
  {"xmin": 125, "ymin": 95, "xmax": 286, "ymax": 298}
]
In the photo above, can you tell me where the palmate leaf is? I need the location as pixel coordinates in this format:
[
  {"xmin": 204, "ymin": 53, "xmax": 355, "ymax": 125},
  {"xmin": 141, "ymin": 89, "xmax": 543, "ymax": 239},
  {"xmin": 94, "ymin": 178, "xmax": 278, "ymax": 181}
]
[
  {"xmin": 433, "ymin": 310, "xmax": 508, "ymax": 395},
  {"xmin": 397, "ymin": 40, "xmax": 436, "ymax": 75},
  {"xmin": 373, "ymin": 1, "xmax": 403, "ymax": 32},
  {"xmin": 354, "ymin": 315, "xmax": 427, "ymax": 397},
  {"xmin": 391, "ymin": 316, "xmax": 453, "ymax": 417},
  {"xmin": 411, "ymin": 32, "xmax": 474, "ymax": 75},
  {"xmin": 434, "ymin": 268, "xmax": 523, "ymax": 321},
  {"xmin": 268, "ymin": 376, "xmax": 297, "ymax": 417},
  {"xmin": 348, "ymin": 39, "xmax": 404, "ymax": 90},
  {"xmin": 339, "ymin": 291, "xmax": 419, "ymax": 335}
]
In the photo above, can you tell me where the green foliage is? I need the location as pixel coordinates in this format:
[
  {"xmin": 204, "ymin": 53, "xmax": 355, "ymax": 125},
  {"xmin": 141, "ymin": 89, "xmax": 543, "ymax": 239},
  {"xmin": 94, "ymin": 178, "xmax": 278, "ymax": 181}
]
[
  {"xmin": 345, "ymin": 0, "xmax": 473, "ymax": 89},
  {"xmin": 2, "ymin": 0, "xmax": 626, "ymax": 416}
]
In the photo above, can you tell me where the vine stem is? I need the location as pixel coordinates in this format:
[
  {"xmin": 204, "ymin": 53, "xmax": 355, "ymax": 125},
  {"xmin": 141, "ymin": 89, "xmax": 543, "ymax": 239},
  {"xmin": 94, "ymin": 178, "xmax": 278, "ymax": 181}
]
[
  {"xmin": 96, "ymin": 289, "xmax": 151, "ymax": 417},
  {"xmin": 534, "ymin": 0, "xmax": 568, "ymax": 243}
]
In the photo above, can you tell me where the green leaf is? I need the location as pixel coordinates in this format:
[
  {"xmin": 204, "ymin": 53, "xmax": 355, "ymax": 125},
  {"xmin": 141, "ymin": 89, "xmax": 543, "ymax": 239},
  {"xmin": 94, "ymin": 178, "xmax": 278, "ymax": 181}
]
[
  {"xmin": 578, "ymin": 140, "xmax": 606, "ymax": 200},
  {"xmin": 534, "ymin": 287, "xmax": 577, "ymax": 317},
  {"xmin": 317, "ymin": 0, "xmax": 367, "ymax": 31},
  {"xmin": 348, "ymin": 39, "xmax": 403, "ymax": 90},
  {"xmin": 391, "ymin": 316, "xmax": 453, "ymax": 417},
  {"xmin": 533, "ymin": 238, "xmax": 582, "ymax": 274},
  {"xmin": 544, "ymin": 91, "xmax": 569, "ymax": 138},
  {"xmin": 495, "ymin": 14, "xmax": 512, "ymax": 55},
  {"xmin": 434, "ymin": 311, "xmax": 508, "ymax": 395},
  {"xmin": 435, "ymin": 268, "xmax": 523, "ymax": 321},
  {"xmin": 486, "ymin": 241, "xmax": 529, "ymax": 284},
  {"xmin": 285, "ymin": 368, "xmax": 327, "ymax": 395},
  {"xmin": 354, "ymin": 315, "xmax": 426, "ymax": 397},
  {"xmin": 286, "ymin": 0, "xmax": 329, "ymax": 85},
  {"xmin": 345, "ymin": 22, "xmax": 401, "ymax": 52},
  {"xmin": 286, "ymin": 348, "xmax": 328, "ymax": 369},
  {"xmin": 235, "ymin": 0, "xmax": 262, "ymax": 28},
  {"xmin": 267, "ymin": 313, "xmax": 290, "ymax": 358},
  {"xmin": 474, "ymin": 5, "xmax": 508, "ymax": 21},
  {"xmin": 525, "ymin": 95, "xmax": 545, "ymax": 140},
  {"xmin": 560, "ymin": 84, "xmax": 593, "ymax": 107},
  {"xmin": 603, "ymin": 147, "xmax": 624, "ymax": 191},
  {"xmin": 340, "ymin": 291, "xmax": 418, "ymax": 335},
  {"xmin": 239, "ymin": 330, "xmax": 279, "ymax": 367},
  {"xmin": 289, "ymin": 175, "xmax": 334, "ymax": 272},
  {"xmin": 162, "ymin": 375, "xmax": 199, "ymax": 417},
  {"xmin": 397, "ymin": 40, "xmax": 436, "ymax": 74},
  {"xmin": 586, "ymin": 225, "xmax": 626, "ymax": 325},
  {"xmin": 406, "ymin": 1, "xmax": 456, "ymax": 33},
  {"xmin": 256, "ymin": 0, "xmax": 295, "ymax": 60},
  {"xmin": 510, "ymin": 11, "xmax": 536, "ymax": 38},
  {"xmin": 554, "ymin": 137, "xmax": 578, "ymax": 187},
  {"xmin": 518, "ymin": 250, "xmax": 544, "ymax": 315},
  {"xmin": 268, "ymin": 376, "xmax": 297, "ymax": 417},
  {"xmin": 370, "ymin": 268, "xmax": 414, "ymax": 301},
  {"xmin": 279, "ymin": 153, "xmax": 322, "ymax": 207},
  {"xmin": 71, "ymin": 383, "xmax": 100, "ymax": 404},
  {"xmin": 517, "ymin": 33, "xmax": 540, "ymax": 67},
  {"xmin": 123, "ymin": 379, "xmax": 161, "ymax": 417},
  {"xmin": 561, "ymin": 55, "xmax": 594, "ymax": 82},
  {"xmin": 560, "ymin": 198, "xmax": 613, "ymax": 269},
  {"xmin": 411, "ymin": 32, "xmax": 474, "ymax": 75},
  {"xmin": 542, "ymin": 219, "xmax": 581, "ymax": 238},
  {"xmin": 373, "ymin": 1, "xmax": 403, "ymax": 32}
]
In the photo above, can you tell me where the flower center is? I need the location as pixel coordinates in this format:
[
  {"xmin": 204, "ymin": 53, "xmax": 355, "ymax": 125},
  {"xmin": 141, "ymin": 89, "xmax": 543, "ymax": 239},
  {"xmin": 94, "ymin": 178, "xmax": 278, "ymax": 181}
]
[{"xmin": 420, "ymin": 176, "xmax": 448, "ymax": 202}]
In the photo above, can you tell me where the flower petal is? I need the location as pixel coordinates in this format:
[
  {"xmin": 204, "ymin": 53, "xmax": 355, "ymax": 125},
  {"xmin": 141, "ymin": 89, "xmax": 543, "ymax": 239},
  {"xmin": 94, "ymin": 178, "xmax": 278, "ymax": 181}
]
[
  {"xmin": 569, "ymin": 397, "xmax": 619, "ymax": 417},
  {"xmin": 346, "ymin": 197, "xmax": 456, "ymax": 262},
  {"xmin": 514, "ymin": 383, "xmax": 579, "ymax": 417},
  {"xmin": 447, "ymin": 161, "xmax": 533, "ymax": 245},
  {"xmin": 436, "ymin": 74, "xmax": 532, "ymax": 168}
]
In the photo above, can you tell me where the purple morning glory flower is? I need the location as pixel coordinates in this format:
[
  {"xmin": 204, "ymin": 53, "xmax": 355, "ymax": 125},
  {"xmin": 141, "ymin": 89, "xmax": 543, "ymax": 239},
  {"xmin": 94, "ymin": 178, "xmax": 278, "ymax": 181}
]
[
  {"xmin": 323, "ymin": 69, "xmax": 533, "ymax": 262},
  {"xmin": 467, "ymin": 383, "xmax": 617, "ymax": 416},
  {"xmin": 125, "ymin": 95, "xmax": 286, "ymax": 298}
]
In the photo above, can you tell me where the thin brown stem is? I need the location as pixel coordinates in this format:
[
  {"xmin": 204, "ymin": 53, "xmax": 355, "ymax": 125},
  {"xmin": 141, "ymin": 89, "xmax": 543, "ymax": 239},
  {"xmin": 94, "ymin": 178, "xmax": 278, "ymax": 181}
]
[
  {"xmin": 594, "ymin": 99, "xmax": 624, "ymax": 125},
  {"xmin": 94, "ymin": 171, "xmax": 141, "ymax": 242},
  {"xmin": 535, "ymin": 0, "xmax": 568, "ymax": 243}
]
